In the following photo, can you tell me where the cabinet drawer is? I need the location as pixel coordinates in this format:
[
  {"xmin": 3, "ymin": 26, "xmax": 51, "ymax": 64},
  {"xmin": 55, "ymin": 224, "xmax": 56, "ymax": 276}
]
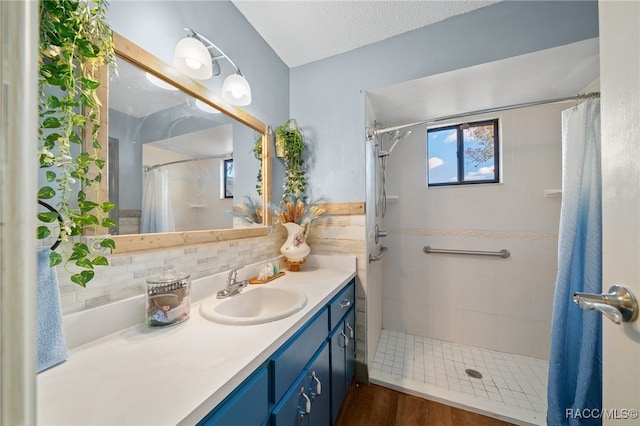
[
  {"xmin": 272, "ymin": 308, "xmax": 329, "ymax": 403},
  {"xmin": 271, "ymin": 342, "xmax": 330, "ymax": 426},
  {"xmin": 198, "ymin": 366, "xmax": 269, "ymax": 426},
  {"xmin": 271, "ymin": 370, "xmax": 308, "ymax": 426},
  {"xmin": 328, "ymin": 280, "xmax": 355, "ymax": 332}
]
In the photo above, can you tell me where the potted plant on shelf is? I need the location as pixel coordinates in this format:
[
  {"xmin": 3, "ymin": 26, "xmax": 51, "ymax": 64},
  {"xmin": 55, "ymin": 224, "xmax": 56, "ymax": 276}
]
[
  {"xmin": 275, "ymin": 119, "xmax": 306, "ymax": 199},
  {"xmin": 274, "ymin": 119, "xmax": 330, "ymax": 270},
  {"xmin": 37, "ymin": 0, "xmax": 117, "ymax": 287}
]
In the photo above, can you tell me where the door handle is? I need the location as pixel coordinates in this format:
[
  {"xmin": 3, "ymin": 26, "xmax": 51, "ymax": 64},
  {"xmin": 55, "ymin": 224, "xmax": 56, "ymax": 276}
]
[{"xmin": 573, "ymin": 285, "xmax": 638, "ymax": 324}]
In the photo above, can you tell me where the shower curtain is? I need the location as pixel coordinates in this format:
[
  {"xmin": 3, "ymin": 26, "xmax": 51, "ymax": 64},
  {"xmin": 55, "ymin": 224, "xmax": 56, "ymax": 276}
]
[
  {"xmin": 548, "ymin": 98, "xmax": 601, "ymax": 425},
  {"xmin": 141, "ymin": 168, "xmax": 176, "ymax": 233}
]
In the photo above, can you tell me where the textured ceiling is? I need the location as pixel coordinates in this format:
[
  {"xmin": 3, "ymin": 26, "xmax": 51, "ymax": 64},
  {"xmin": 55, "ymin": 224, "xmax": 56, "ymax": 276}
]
[{"xmin": 231, "ymin": 1, "xmax": 501, "ymax": 68}]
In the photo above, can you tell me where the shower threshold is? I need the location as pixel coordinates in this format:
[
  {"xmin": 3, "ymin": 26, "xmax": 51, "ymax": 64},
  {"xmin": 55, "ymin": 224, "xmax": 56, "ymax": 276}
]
[{"xmin": 370, "ymin": 330, "xmax": 548, "ymax": 426}]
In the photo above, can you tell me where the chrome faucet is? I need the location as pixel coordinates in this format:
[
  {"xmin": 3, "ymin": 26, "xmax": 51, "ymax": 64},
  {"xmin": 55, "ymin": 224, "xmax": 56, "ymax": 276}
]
[{"xmin": 216, "ymin": 269, "xmax": 248, "ymax": 299}]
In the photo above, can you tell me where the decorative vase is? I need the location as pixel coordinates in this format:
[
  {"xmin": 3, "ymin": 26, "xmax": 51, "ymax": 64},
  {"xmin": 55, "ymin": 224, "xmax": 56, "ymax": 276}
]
[{"xmin": 280, "ymin": 222, "xmax": 311, "ymax": 269}]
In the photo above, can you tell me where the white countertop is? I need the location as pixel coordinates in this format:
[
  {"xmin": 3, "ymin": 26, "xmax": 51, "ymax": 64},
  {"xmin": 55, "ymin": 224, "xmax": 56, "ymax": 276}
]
[{"xmin": 37, "ymin": 255, "xmax": 357, "ymax": 426}]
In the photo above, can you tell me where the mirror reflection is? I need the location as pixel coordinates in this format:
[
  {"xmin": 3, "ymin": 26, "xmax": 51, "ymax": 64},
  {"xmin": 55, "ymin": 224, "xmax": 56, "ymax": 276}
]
[{"xmin": 108, "ymin": 55, "xmax": 262, "ymax": 235}]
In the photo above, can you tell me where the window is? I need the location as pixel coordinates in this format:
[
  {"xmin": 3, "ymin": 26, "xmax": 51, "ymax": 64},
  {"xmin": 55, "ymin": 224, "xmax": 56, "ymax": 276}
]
[
  {"xmin": 223, "ymin": 159, "xmax": 234, "ymax": 198},
  {"xmin": 427, "ymin": 119, "xmax": 499, "ymax": 186}
]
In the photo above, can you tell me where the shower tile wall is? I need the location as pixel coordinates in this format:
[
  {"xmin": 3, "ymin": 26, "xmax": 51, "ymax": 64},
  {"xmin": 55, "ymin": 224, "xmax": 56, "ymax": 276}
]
[{"xmin": 381, "ymin": 103, "xmax": 567, "ymax": 360}]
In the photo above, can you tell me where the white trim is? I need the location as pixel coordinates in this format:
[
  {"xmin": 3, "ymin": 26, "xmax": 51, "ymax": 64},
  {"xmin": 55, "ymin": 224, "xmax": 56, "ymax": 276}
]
[{"xmin": 0, "ymin": 1, "xmax": 38, "ymax": 423}]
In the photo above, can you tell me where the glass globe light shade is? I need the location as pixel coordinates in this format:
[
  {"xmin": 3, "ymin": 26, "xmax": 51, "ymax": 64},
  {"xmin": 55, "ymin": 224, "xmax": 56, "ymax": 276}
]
[
  {"xmin": 173, "ymin": 37, "xmax": 212, "ymax": 80},
  {"xmin": 222, "ymin": 73, "xmax": 252, "ymax": 106}
]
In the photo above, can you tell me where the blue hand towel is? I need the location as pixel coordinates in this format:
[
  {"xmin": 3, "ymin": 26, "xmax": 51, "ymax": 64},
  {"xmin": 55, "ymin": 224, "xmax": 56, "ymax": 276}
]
[{"xmin": 37, "ymin": 248, "xmax": 68, "ymax": 373}]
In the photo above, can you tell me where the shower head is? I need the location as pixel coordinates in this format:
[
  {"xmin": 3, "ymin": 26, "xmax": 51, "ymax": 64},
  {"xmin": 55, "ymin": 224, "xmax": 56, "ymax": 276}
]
[
  {"xmin": 387, "ymin": 130, "xmax": 401, "ymax": 140},
  {"xmin": 383, "ymin": 130, "xmax": 412, "ymax": 156}
]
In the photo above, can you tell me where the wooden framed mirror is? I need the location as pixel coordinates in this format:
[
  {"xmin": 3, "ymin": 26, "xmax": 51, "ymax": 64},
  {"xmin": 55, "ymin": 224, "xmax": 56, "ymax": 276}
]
[{"xmin": 94, "ymin": 31, "xmax": 271, "ymax": 253}]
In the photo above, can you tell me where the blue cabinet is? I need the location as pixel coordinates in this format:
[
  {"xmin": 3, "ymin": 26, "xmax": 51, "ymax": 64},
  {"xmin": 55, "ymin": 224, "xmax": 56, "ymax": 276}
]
[
  {"xmin": 271, "ymin": 342, "xmax": 330, "ymax": 426},
  {"xmin": 199, "ymin": 278, "xmax": 355, "ymax": 426},
  {"xmin": 307, "ymin": 342, "xmax": 331, "ymax": 426},
  {"xmin": 329, "ymin": 283, "xmax": 356, "ymax": 423},
  {"xmin": 272, "ymin": 309, "xmax": 329, "ymax": 404},
  {"xmin": 344, "ymin": 309, "xmax": 356, "ymax": 388},
  {"xmin": 197, "ymin": 365, "xmax": 269, "ymax": 426}
]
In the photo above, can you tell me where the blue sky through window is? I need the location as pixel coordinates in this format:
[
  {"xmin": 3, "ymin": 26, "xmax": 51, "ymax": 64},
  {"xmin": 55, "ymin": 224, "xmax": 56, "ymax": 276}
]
[
  {"xmin": 427, "ymin": 122, "xmax": 497, "ymax": 186},
  {"xmin": 427, "ymin": 128, "xmax": 458, "ymax": 184}
]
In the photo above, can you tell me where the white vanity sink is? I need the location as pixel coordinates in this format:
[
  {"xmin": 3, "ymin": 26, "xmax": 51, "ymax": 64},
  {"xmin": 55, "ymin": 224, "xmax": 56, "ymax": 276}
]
[{"xmin": 199, "ymin": 286, "xmax": 308, "ymax": 325}]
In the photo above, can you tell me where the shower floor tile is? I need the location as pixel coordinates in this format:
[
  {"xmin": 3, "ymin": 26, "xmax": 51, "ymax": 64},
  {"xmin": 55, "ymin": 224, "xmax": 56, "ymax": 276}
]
[{"xmin": 370, "ymin": 330, "xmax": 548, "ymax": 426}]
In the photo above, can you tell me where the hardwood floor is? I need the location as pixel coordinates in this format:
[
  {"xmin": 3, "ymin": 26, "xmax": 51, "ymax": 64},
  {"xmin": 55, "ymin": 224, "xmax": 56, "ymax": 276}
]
[{"xmin": 334, "ymin": 382, "xmax": 515, "ymax": 426}]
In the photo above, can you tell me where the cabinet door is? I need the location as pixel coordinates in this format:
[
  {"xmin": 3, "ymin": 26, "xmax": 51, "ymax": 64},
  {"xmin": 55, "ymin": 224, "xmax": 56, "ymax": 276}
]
[
  {"xmin": 307, "ymin": 342, "xmax": 330, "ymax": 426},
  {"xmin": 271, "ymin": 372, "xmax": 310, "ymax": 426},
  {"xmin": 330, "ymin": 307, "xmax": 356, "ymax": 424},
  {"xmin": 198, "ymin": 366, "xmax": 269, "ymax": 426},
  {"xmin": 344, "ymin": 309, "xmax": 356, "ymax": 386},
  {"xmin": 330, "ymin": 324, "xmax": 347, "ymax": 424}
]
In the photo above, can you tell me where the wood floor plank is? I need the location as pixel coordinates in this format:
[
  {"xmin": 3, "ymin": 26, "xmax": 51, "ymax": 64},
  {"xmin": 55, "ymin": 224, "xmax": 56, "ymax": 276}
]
[
  {"xmin": 335, "ymin": 382, "xmax": 515, "ymax": 426},
  {"xmin": 396, "ymin": 391, "xmax": 432, "ymax": 426}
]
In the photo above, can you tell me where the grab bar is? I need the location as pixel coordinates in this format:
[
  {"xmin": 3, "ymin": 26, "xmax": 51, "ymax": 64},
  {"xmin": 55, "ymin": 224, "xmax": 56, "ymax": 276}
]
[
  {"xmin": 369, "ymin": 246, "xmax": 388, "ymax": 263},
  {"xmin": 423, "ymin": 246, "xmax": 510, "ymax": 259}
]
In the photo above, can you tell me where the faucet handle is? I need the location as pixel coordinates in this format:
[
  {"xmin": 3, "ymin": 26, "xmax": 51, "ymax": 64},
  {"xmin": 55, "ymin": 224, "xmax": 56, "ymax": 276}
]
[{"xmin": 227, "ymin": 268, "xmax": 239, "ymax": 282}]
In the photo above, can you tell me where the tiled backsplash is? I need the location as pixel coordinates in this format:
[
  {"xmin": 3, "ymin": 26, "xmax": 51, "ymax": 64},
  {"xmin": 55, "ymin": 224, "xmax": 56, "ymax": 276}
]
[
  {"xmin": 44, "ymin": 215, "xmax": 369, "ymax": 368},
  {"xmin": 48, "ymin": 216, "xmax": 368, "ymax": 317},
  {"xmin": 53, "ymin": 228, "xmax": 285, "ymax": 315}
]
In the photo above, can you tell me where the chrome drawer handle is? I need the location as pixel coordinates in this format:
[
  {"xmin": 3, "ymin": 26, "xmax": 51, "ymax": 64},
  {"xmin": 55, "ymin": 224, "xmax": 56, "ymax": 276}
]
[
  {"xmin": 339, "ymin": 300, "xmax": 351, "ymax": 308},
  {"xmin": 340, "ymin": 330, "xmax": 349, "ymax": 348},
  {"xmin": 299, "ymin": 387, "xmax": 311, "ymax": 419},
  {"xmin": 311, "ymin": 371, "xmax": 321, "ymax": 397},
  {"xmin": 346, "ymin": 322, "xmax": 354, "ymax": 339}
]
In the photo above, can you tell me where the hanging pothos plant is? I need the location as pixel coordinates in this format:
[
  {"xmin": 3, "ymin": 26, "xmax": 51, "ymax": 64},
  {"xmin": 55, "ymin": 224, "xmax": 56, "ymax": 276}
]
[
  {"xmin": 253, "ymin": 131, "xmax": 263, "ymax": 196},
  {"xmin": 37, "ymin": 0, "xmax": 117, "ymax": 287},
  {"xmin": 275, "ymin": 119, "xmax": 307, "ymax": 201}
]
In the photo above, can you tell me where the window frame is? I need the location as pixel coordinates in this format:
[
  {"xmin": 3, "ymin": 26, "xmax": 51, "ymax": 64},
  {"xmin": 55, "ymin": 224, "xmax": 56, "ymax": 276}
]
[
  {"xmin": 427, "ymin": 118, "xmax": 500, "ymax": 187},
  {"xmin": 223, "ymin": 158, "xmax": 234, "ymax": 198}
]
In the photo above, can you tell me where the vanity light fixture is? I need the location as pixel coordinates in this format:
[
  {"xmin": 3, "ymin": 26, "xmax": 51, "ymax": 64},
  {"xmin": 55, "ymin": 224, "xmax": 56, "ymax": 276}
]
[
  {"xmin": 145, "ymin": 72, "xmax": 179, "ymax": 91},
  {"xmin": 195, "ymin": 99, "xmax": 221, "ymax": 114},
  {"xmin": 173, "ymin": 27, "xmax": 252, "ymax": 106}
]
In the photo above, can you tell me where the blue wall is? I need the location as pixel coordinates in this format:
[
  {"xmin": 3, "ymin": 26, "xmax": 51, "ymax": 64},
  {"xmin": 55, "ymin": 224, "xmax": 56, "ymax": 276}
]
[
  {"xmin": 290, "ymin": 1, "xmax": 599, "ymax": 202},
  {"xmin": 105, "ymin": 1, "xmax": 598, "ymax": 204},
  {"xmin": 106, "ymin": 1, "xmax": 290, "ymax": 198}
]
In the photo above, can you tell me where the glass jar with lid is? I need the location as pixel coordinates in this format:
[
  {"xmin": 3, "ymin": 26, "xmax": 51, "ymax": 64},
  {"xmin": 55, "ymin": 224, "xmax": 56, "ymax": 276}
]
[{"xmin": 145, "ymin": 266, "xmax": 191, "ymax": 328}]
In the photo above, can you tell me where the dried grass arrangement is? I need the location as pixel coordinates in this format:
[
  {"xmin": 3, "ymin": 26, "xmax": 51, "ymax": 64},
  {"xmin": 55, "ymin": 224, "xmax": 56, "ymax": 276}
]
[
  {"xmin": 228, "ymin": 196, "xmax": 263, "ymax": 225},
  {"xmin": 274, "ymin": 196, "xmax": 326, "ymax": 226}
]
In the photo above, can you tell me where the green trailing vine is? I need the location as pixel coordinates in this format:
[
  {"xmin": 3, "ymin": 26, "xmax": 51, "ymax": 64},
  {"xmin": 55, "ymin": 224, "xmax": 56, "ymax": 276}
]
[
  {"xmin": 38, "ymin": 0, "xmax": 117, "ymax": 287},
  {"xmin": 253, "ymin": 131, "xmax": 263, "ymax": 196},
  {"xmin": 275, "ymin": 119, "xmax": 307, "ymax": 200}
]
